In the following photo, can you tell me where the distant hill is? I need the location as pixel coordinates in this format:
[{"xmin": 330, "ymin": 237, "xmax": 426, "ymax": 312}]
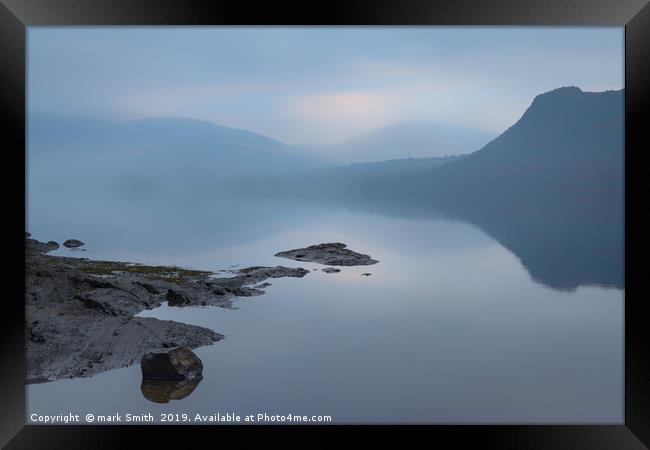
[
  {"xmin": 29, "ymin": 112, "xmax": 319, "ymax": 176},
  {"xmin": 28, "ymin": 113, "xmax": 322, "ymax": 203},
  {"xmin": 298, "ymin": 121, "xmax": 496, "ymax": 164}
]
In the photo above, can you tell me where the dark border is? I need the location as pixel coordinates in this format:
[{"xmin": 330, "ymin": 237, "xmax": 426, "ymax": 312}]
[{"xmin": 1, "ymin": 0, "xmax": 648, "ymax": 448}]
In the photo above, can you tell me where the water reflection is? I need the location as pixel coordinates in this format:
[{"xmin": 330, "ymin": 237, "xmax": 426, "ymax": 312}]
[
  {"xmin": 30, "ymin": 187, "xmax": 623, "ymax": 292},
  {"xmin": 329, "ymin": 190, "xmax": 624, "ymax": 291},
  {"xmin": 27, "ymin": 195, "xmax": 624, "ymax": 423},
  {"xmin": 141, "ymin": 377, "xmax": 203, "ymax": 404}
]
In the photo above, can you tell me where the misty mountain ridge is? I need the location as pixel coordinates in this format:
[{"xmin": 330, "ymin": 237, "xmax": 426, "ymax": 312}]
[
  {"xmin": 235, "ymin": 86, "xmax": 623, "ymax": 200},
  {"xmin": 29, "ymin": 112, "xmax": 319, "ymax": 171},
  {"xmin": 296, "ymin": 120, "xmax": 497, "ymax": 164},
  {"xmin": 30, "ymin": 86, "xmax": 622, "ymax": 201},
  {"xmin": 28, "ymin": 112, "xmax": 327, "ymax": 204}
]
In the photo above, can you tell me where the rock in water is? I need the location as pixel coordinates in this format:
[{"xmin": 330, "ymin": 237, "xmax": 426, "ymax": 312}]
[
  {"xmin": 63, "ymin": 239, "xmax": 85, "ymax": 248},
  {"xmin": 141, "ymin": 347, "xmax": 203, "ymax": 380},
  {"xmin": 322, "ymin": 267, "xmax": 341, "ymax": 273},
  {"xmin": 275, "ymin": 243, "xmax": 378, "ymax": 266}
]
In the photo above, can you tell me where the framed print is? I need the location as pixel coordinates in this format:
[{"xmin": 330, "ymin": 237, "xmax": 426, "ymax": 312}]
[{"xmin": 1, "ymin": 0, "xmax": 649, "ymax": 447}]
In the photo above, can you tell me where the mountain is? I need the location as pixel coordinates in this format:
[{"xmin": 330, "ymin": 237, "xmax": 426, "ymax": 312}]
[
  {"xmin": 29, "ymin": 112, "xmax": 319, "ymax": 176},
  {"xmin": 420, "ymin": 86, "xmax": 624, "ymax": 197},
  {"xmin": 28, "ymin": 113, "xmax": 322, "ymax": 204},
  {"xmin": 250, "ymin": 87, "xmax": 624, "ymax": 200},
  {"xmin": 298, "ymin": 121, "xmax": 496, "ymax": 164}
]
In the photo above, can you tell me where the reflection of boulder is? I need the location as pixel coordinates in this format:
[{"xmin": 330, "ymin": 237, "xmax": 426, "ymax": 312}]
[
  {"xmin": 141, "ymin": 347, "xmax": 203, "ymax": 380},
  {"xmin": 141, "ymin": 377, "xmax": 203, "ymax": 403}
]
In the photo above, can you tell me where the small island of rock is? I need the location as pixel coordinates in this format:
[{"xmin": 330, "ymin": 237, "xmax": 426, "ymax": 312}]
[{"xmin": 275, "ymin": 243, "xmax": 378, "ymax": 266}]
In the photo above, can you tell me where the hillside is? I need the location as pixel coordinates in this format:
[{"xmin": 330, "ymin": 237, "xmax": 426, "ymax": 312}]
[
  {"xmin": 28, "ymin": 113, "xmax": 322, "ymax": 203},
  {"xmin": 422, "ymin": 87, "xmax": 624, "ymax": 197}
]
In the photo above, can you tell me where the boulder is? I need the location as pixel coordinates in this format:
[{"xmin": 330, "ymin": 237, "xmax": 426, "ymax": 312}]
[
  {"xmin": 322, "ymin": 267, "xmax": 341, "ymax": 273},
  {"xmin": 141, "ymin": 346, "xmax": 203, "ymax": 380}
]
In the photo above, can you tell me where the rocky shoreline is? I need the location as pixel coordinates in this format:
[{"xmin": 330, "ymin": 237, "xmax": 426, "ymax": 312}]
[{"xmin": 25, "ymin": 237, "xmax": 309, "ymax": 384}]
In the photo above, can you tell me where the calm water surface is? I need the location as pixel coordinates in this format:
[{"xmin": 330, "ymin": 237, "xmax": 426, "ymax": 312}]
[{"xmin": 27, "ymin": 199, "xmax": 623, "ymax": 423}]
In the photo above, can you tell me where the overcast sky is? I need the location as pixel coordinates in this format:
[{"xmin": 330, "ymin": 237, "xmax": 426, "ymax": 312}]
[{"xmin": 28, "ymin": 27, "xmax": 623, "ymax": 145}]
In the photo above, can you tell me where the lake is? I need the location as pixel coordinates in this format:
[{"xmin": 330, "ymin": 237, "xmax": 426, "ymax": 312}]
[{"xmin": 26, "ymin": 195, "xmax": 624, "ymax": 424}]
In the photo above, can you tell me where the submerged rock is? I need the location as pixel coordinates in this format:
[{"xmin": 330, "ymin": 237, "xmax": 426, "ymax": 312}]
[
  {"xmin": 276, "ymin": 243, "xmax": 378, "ymax": 266},
  {"xmin": 229, "ymin": 287, "xmax": 264, "ymax": 297},
  {"xmin": 141, "ymin": 377, "xmax": 202, "ymax": 403},
  {"xmin": 322, "ymin": 267, "xmax": 341, "ymax": 273},
  {"xmin": 213, "ymin": 266, "xmax": 309, "ymax": 291},
  {"xmin": 63, "ymin": 239, "xmax": 85, "ymax": 248},
  {"xmin": 141, "ymin": 346, "xmax": 203, "ymax": 380}
]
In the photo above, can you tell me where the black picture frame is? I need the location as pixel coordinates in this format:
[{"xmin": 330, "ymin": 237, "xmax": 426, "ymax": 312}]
[{"xmin": 1, "ymin": 0, "xmax": 648, "ymax": 447}]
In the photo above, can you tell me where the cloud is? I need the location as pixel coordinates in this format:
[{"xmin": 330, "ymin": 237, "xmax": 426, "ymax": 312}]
[
  {"xmin": 282, "ymin": 91, "xmax": 395, "ymax": 143},
  {"xmin": 290, "ymin": 91, "xmax": 390, "ymax": 123}
]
